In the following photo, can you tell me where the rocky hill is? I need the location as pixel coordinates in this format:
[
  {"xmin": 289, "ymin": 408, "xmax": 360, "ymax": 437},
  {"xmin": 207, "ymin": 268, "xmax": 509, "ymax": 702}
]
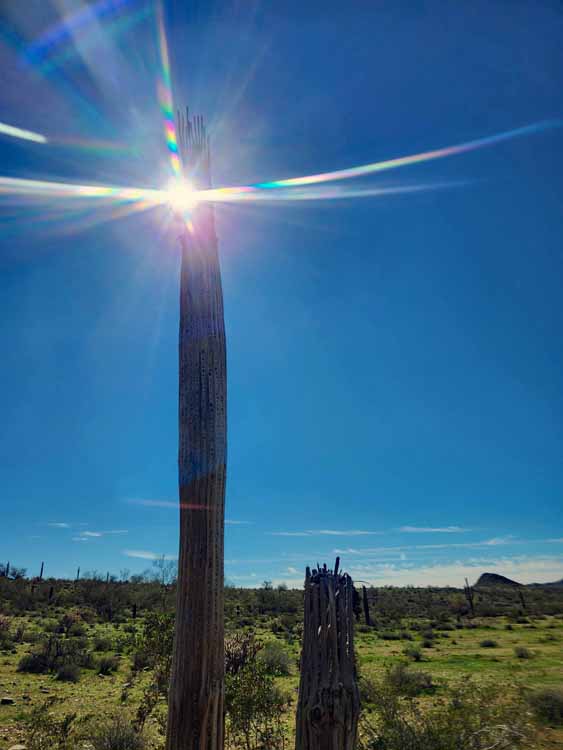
[{"xmin": 475, "ymin": 572, "xmax": 521, "ymax": 587}]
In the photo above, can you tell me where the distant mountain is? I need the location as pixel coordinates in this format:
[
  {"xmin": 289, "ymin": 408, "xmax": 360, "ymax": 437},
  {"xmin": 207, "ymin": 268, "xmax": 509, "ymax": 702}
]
[
  {"xmin": 475, "ymin": 572, "xmax": 521, "ymax": 587},
  {"xmin": 527, "ymin": 578, "xmax": 563, "ymax": 588}
]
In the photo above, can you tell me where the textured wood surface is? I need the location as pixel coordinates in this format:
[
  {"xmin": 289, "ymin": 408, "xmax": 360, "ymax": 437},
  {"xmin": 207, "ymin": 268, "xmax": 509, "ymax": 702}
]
[
  {"xmin": 295, "ymin": 563, "xmax": 360, "ymax": 750},
  {"xmin": 166, "ymin": 111, "xmax": 227, "ymax": 750}
]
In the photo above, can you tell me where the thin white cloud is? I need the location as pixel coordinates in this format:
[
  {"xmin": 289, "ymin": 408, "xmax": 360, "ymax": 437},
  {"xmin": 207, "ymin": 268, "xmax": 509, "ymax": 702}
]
[
  {"xmin": 79, "ymin": 530, "xmax": 128, "ymax": 539},
  {"xmin": 128, "ymin": 499, "xmax": 251, "ymax": 525},
  {"xmin": 259, "ymin": 555, "xmax": 563, "ymax": 590},
  {"xmin": 47, "ymin": 522, "xmax": 71, "ymax": 528},
  {"xmin": 343, "ymin": 555, "xmax": 563, "ymax": 587},
  {"xmin": 123, "ymin": 549, "xmax": 176, "ymax": 561},
  {"xmin": 287, "ymin": 566, "xmax": 298, "ymax": 574},
  {"xmin": 268, "ymin": 529, "xmax": 382, "ymax": 537},
  {"xmin": 315, "ymin": 529, "xmax": 383, "ymax": 536},
  {"xmin": 127, "ymin": 498, "xmax": 175, "ymax": 508},
  {"xmin": 400, "ymin": 525, "xmax": 470, "ymax": 533},
  {"xmin": 334, "ymin": 537, "xmax": 517, "ymax": 555},
  {"xmin": 72, "ymin": 537, "xmax": 89, "ymax": 543}
]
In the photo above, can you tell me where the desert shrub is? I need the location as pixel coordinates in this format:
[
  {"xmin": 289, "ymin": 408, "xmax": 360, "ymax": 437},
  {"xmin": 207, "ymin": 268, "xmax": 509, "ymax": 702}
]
[
  {"xmin": 225, "ymin": 632, "xmax": 262, "ymax": 676},
  {"xmin": 0, "ymin": 615, "xmax": 13, "ymax": 649},
  {"xmin": 98, "ymin": 655, "xmax": 119, "ymax": 675},
  {"xmin": 18, "ymin": 651, "xmax": 48, "ymax": 674},
  {"xmin": 225, "ymin": 655, "xmax": 290, "ymax": 750},
  {"xmin": 90, "ymin": 715, "xmax": 145, "ymax": 750},
  {"xmin": 421, "ymin": 638, "xmax": 434, "ymax": 648},
  {"xmin": 68, "ymin": 621, "xmax": 87, "ymax": 637},
  {"xmin": 22, "ymin": 634, "xmax": 94, "ymax": 673},
  {"xmin": 25, "ymin": 698, "xmax": 78, "ymax": 750},
  {"xmin": 94, "ymin": 635, "xmax": 114, "ymax": 652},
  {"xmin": 132, "ymin": 611, "xmax": 174, "ymax": 676},
  {"xmin": 359, "ymin": 678, "xmax": 535, "ymax": 750},
  {"xmin": 480, "ymin": 639, "xmax": 498, "ymax": 648},
  {"xmin": 258, "ymin": 639, "xmax": 291, "ymax": 676},
  {"xmin": 528, "ymin": 688, "xmax": 563, "ymax": 726},
  {"xmin": 384, "ymin": 664, "xmax": 433, "ymax": 696},
  {"xmin": 514, "ymin": 646, "xmax": 533, "ymax": 659},
  {"xmin": 380, "ymin": 631, "xmax": 402, "ymax": 641},
  {"xmin": 403, "ymin": 645, "xmax": 423, "ymax": 662},
  {"xmin": 56, "ymin": 663, "xmax": 80, "ymax": 682},
  {"xmin": 505, "ymin": 623, "xmax": 514, "ymax": 630}
]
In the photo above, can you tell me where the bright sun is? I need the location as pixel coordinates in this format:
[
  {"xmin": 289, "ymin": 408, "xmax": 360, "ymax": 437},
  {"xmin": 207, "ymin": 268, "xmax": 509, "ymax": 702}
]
[{"xmin": 165, "ymin": 178, "xmax": 198, "ymax": 212}]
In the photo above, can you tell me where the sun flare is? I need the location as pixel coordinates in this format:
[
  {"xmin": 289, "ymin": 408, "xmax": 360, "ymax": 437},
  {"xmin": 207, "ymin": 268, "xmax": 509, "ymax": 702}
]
[{"xmin": 165, "ymin": 178, "xmax": 197, "ymax": 212}]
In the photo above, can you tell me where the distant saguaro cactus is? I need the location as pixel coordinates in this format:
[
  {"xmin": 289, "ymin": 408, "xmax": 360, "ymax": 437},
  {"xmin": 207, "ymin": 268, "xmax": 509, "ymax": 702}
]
[{"xmin": 295, "ymin": 560, "xmax": 360, "ymax": 750}]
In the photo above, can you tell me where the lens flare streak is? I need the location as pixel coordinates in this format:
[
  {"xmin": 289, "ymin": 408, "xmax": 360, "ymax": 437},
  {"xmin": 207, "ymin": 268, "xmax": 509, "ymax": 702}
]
[
  {"xmin": 0, "ymin": 121, "xmax": 560, "ymax": 220},
  {"xmin": 156, "ymin": 3, "xmax": 181, "ymax": 177},
  {"xmin": 252, "ymin": 120, "xmax": 562, "ymax": 189},
  {"xmin": 0, "ymin": 176, "xmax": 163, "ymax": 204},
  {"xmin": 0, "ymin": 121, "xmax": 48, "ymax": 144}
]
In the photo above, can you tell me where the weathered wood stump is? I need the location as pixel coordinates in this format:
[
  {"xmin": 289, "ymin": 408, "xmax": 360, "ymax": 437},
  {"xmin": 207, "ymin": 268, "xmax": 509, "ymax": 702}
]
[{"xmin": 295, "ymin": 560, "xmax": 360, "ymax": 750}]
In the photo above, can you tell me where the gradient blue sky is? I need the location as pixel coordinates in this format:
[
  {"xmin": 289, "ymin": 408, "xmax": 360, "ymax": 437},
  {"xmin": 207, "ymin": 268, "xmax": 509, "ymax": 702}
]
[{"xmin": 1, "ymin": 0, "xmax": 562, "ymax": 586}]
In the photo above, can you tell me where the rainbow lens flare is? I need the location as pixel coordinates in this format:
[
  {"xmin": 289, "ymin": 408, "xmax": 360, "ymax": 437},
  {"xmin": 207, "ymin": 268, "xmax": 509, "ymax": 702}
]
[{"xmin": 156, "ymin": 3, "xmax": 181, "ymax": 177}]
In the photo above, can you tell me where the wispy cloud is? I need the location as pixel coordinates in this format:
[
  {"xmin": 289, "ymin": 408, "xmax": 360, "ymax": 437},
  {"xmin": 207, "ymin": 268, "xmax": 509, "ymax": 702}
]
[
  {"xmin": 127, "ymin": 498, "xmax": 175, "ymax": 508},
  {"xmin": 47, "ymin": 522, "xmax": 71, "ymax": 529},
  {"xmin": 268, "ymin": 529, "xmax": 381, "ymax": 537},
  {"xmin": 399, "ymin": 526, "xmax": 470, "ymax": 533},
  {"xmin": 262, "ymin": 554, "xmax": 563, "ymax": 589},
  {"xmin": 316, "ymin": 529, "xmax": 382, "ymax": 536},
  {"xmin": 123, "ymin": 549, "xmax": 176, "ymax": 561},
  {"xmin": 334, "ymin": 537, "xmax": 517, "ymax": 555},
  {"xmin": 287, "ymin": 566, "xmax": 298, "ymax": 574},
  {"xmin": 79, "ymin": 530, "xmax": 128, "ymax": 538},
  {"xmin": 127, "ymin": 499, "xmax": 251, "ymax": 525},
  {"xmin": 343, "ymin": 555, "xmax": 563, "ymax": 587}
]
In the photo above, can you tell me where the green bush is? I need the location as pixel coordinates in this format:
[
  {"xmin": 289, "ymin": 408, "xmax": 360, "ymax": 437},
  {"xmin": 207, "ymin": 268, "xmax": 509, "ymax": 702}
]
[
  {"xmin": 480, "ymin": 639, "xmax": 498, "ymax": 648},
  {"xmin": 403, "ymin": 645, "xmax": 423, "ymax": 662},
  {"xmin": 514, "ymin": 646, "xmax": 533, "ymax": 659},
  {"xmin": 56, "ymin": 663, "xmax": 81, "ymax": 682},
  {"xmin": 380, "ymin": 631, "xmax": 402, "ymax": 641},
  {"xmin": 25, "ymin": 698, "xmax": 78, "ymax": 750},
  {"xmin": 225, "ymin": 655, "xmax": 290, "ymax": 750},
  {"xmin": 359, "ymin": 677, "xmax": 535, "ymax": 750},
  {"xmin": 528, "ymin": 688, "xmax": 563, "ymax": 726},
  {"xmin": 258, "ymin": 640, "xmax": 291, "ymax": 676},
  {"xmin": 93, "ymin": 635, "xmax": 114, "ymax": 652},
  {"xmin": 98, "ymin": 655, "xmax": 119, "ymax": 675},
  {"xmin": 0, "ymin": 615, "xmax": 13, "ymax": 650},
  {"xmin": 18, "ymin": 651, "xmax": 48, "ymax": 674},
  {"xmin": 384, "ymin": 664, "xmax": 433, "ymax": 696},
  {"xmin": 90, "ymin": 716, "xmax": 145, "ymax": 750}
]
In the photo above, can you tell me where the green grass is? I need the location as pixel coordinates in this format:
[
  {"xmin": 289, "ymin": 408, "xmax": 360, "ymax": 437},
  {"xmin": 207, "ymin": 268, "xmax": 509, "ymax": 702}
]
[{"xmin": 0, "ymin": 613, "xmax": 562, "ymax": 749}]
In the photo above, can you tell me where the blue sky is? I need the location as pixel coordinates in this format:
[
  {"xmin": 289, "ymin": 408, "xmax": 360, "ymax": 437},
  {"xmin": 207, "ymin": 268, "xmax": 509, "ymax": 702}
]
[{"xmin": 1, "ymin": 0, "xmax": 562, "ymax": 586}]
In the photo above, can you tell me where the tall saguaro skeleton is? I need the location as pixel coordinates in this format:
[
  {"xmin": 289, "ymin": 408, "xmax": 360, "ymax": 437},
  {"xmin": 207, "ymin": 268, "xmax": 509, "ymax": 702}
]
[{"xmin": 166, "ymin": 111, "xmax": 227, "ymax": 750}]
